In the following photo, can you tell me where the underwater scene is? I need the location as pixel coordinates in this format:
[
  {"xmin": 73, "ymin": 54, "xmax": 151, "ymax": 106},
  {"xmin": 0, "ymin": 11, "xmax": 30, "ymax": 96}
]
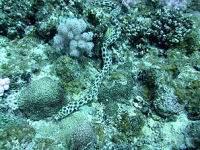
[{"xmin": 0, "ymin": 0, "xmax": 200, "ymax": 149}]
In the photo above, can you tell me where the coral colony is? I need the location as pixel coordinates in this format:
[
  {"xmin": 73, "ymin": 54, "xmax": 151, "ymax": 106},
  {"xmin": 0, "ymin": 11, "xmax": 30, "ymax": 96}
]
[{"xmin": 0, "ymin": 78, "xmax": 10, "ymax": 96}]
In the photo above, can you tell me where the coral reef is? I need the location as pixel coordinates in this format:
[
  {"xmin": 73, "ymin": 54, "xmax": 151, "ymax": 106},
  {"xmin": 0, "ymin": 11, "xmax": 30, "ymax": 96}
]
[
  {"xmin": 0, "ymin": 0, "xmax": 199, "ymax": 149},
  {"xmin": 0, "ymin": 125, "xmax": 65, "ymax": 149},
  {"xmin": 0, "ymin": 0, "xmax": 35, "ymax": 39},
  {"xmin": 54, "ymin": 0, "xmax": 122, "ymax": 120}
]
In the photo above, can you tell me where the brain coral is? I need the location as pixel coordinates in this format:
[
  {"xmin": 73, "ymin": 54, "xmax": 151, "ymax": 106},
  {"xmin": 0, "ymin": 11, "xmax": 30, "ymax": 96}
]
[
  {"xmin": 69, "ymin": 123, "xmax": 96, "ymax": 149},
  {"xmin": 18, "ymin": 77, "xmax": 67, "ymax": 120}
]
